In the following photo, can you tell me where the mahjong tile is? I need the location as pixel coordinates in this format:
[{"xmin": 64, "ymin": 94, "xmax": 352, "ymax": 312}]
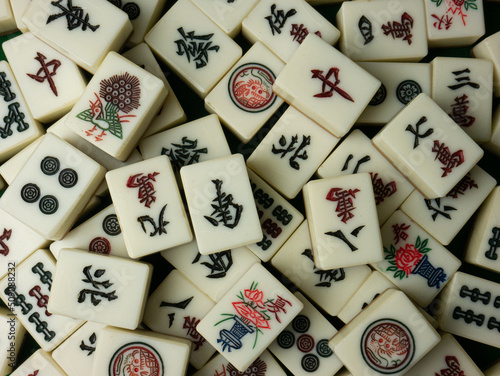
[
  {"xmin": 271, "ymin": 220, "xmax": 371, "ymax": 316},
  {"xmin": 317, "ymin": 129, "xmax": 415, "ymax": 225},
  {"xmin": 191, "ymin": 0, "xmax": 260, "ymax": 38},
  {"xmin": 472, "ymin": 31, "xmax": 500, "ymax": 97},
  {"xmin": 122, "ymin": 43, "xmax": 186, "ymax": 137},
  {"xmin": 329, "ymin": 289, "xmax": 440, "ymax": 376},
  {"xmin": 0, "ymin": 249, "xmax": 83, "ymax": 351},
  {"xmin": 205, "ymin": 42, "xmax": 285, "ymax": 143},
  {"xmin": 0, "ymin": 133, "xmax": 105, "ymax": 240},
  {"xmin": 268, "ymin": 292, "xmax": 343, "ymax": 376},
  {"xmin": 145, "ymin": 0, "xmax": 242, "ymax": 98},
  {"xmin": 0, "ymin": 0, "xmax": 16, "ymax": 35},
  {"xmin": 0, "ymin": 61, "xmax": 43, "ymax": 163},
  {"xmin": 180, "ymin": 154, "xmax": 262, "ymax": 255},
  {"xmin": 423, "ymin": 0, "xmax": 485, "ymax": 48},
  {"xmin": 91, "ymin": 326, "xmax": 191, "ymax": 376},
  {"xmin": 337, "ymin": 270, "xmax": 397, "ymax": 324},
  {"xmin": 51, "ymin": 321, "xmax": 107, "ymax": 376},
  {"xmin": 431, "ymin": 57, "xmax": 493, "ymax": 142},
  {"xmin": 303, "ymin": 173, "xmax": 383, "ymax": 269},
  {"xmin": 65, "ymin": 52, "xmax": 167, "ymax": 161},
  {"xmin": 485, "ymin": 360, "xmax": 500, "ymax": 376},
  {"xmin": 272, "ymin": 33, "xmax": 380, "ymax": 138},
  {"xmin": 434, "ymin": 271, "xmax": 500, "ymax": 349},
  {"xmin": 336, "ymin": 0, "xmax": 428, "ymax": 62},
  {"xmin": 0, "ymin": 207, "xmax": 48, "ymax": 279},
  {"xmin": 484, "ymin": 105, "xmax": 500, "ymax": 157},
  {"xmin": 0, "ymin": 307, "xmax": 26, "ymax": 375},
  {"xmin": 106, "ymin": 155, "xmax": 192, "ymax": 258},
  {"xmin": 193, "ymin": 350, "xmax": 287, "ymax": 376},
  {"xmin": 372, "ymin": 93, "xmax": 484, "ymax": 199},
  {"xmin": 138, "ymin": 114, "xmax": 231, "ymax": 171},
  {"xmin": 356, "ymin": 62, "xmax": 432, "ymax": 125},
  {"xmin": 10, "ymin": 349, "xmax": 67, "ymax": 376},
  {"xmin": 242, "ymin": 0, "xmax": 340, "ymax": 63},
  {"xmin": 10, "ymin": 0, "xmax": 30, "ymax": 32},
  {"xmin": 401, "ymin": 165, "xmax": 496, "ymax": 245},
  {"xmin": 48, "ymin": 248, "xmax": 152, "ymax": 329},
  {"xmin": 372, "ymin": 210, "xmax": 461, "ymax": 307},
  {"xmin": 465, "ymin": 186, "xmax": 500, "ymax": 273},
  {"xmin": 3, "ymin": 32, "xmax": 87, "ymax": 123},
  {"xmin": 161, "ymin": 240, "xmax": 261, "ymax": 302},
  {"xmin": 197, "ymin": 263, "xmax": 303, "ymax": 372},
  {"xmin": 405, "ymin": 333, "xmax": 484, "ymax": 376},
  {"xmin": 247, "ymin": 106, "xmax": 340, "ymax": 199},
  {"xmin": 22, "ymin": 0, "xmax": 132, "ymax": 74},
  {"xmin": 49, "ymin": 204, "xmax": 128, "ymax": 259},
  {"xmin": 143, "ymin": 270, "xmax": 216, "ymax": 369}
]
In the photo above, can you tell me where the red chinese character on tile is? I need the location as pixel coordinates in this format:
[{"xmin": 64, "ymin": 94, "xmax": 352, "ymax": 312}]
[
  {"xmin": 431, "ymin": 141, "xmax": 465, "ymax": 177},
  {"xmin": 0, "ymin": 228, "xmax": 12, "ymax": 256},
  {"xmin": 446, "ymin": 172, "xmax": 478, "ymax": 198},
  {"xmin": 266, "ymin": 295, "xmax": 292, "ymax": 323},
  {"xmin": 326, "ymin": 187, "xmax": 360, "ymax": 223},
  {"xmin": 183, "ymin": 316, "xmax": 206, "ymax": 351},
  {"xmin": 290, "ymin": 23, "xmax": 322, "ymax": 44},
  {"xmin": 381, "ymin": 12, "xmax": 413, "ymax": 45},
  {"xmin": 449, "ymin": 94, "xmax": 475, "ymax": 127},
  {"xmin": 392, "ymin": 223, "xmax": 411, "ymax": 244},
  {"xmin": 435, "ymin": 355, "xmax": 463, "ymax": 376},
  {"xmin": 311, "ymin": 68, "xmax": 354, "ymax": 102},
  {"xmin": 27, "ymin": 52, "xmax": 61, "ymax": 96},
  {"xmin": 126, "ymin": 172, "xmax": 160, "ymax": 208},
  {"xmin": 370, "ymin": 172, "xmax": 397, "ymax": 205}
]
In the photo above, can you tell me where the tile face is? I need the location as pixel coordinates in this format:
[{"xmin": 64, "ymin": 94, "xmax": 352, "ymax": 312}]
[
  {"xmin": 0, "ymin": 133, "xmax": 105, "ymax": 240},
  {"xmin": 401, "ymin": 165, "xmax": 496, "ymax": 245},
  {"xmin": 0, "ymin": 307, "xmax": 26, "ymax": 376},
  {"xmin": 431, "ymin": 57, "xmax": 493, "ymax": 142},
  {"xmin": 271, "ymin": 220, "xmax": 372, "ymax": 316},
  {"xmin": 0, "ymin": 249, "xmax": 83, "ymax": 352},
  {"xmin": 161, "ymin": 240, "xmax": 261, "ymax": 302},
  {"xmin": 106, "ymin": 155, "xmax": 192, "ymax": 258},
  {"xmin": 197, "ymin": 263, "xmax": 303, "ymax": 372},
  {"xmin": 49, "ymin": 204, "xmax": 128, "ymax": 259},
  {"xmin": 472, "ymin": 31, "xmax": 500, "ymax": 97},
  {"xmin": 22, "ymin": 0, "xmax": 133, "ymax": 73},
  {"xmin": 435, "ymin": 271, "xmax": 500, "ymax": 349},
  {"xmin": 181, "ymin": 154, "xmax": 262, "ymax": 254},
  {"xmin": 329, "ymin": 289, "xmax": 440, "ymax": 376},
  {"xmin": 247, "ymin": 106, "xmax": 340, "ymax": 199},
  {"xmin": 205, "ymin": 42, "xmax": 285, "ymax": 143},
  {"xmin": 65, "ymin": 51, "xmax": 167, "ymax": 161},
  {"xmin": 0, "ymin": 61, "xmax": 44, "ymax": 163},
  {"xmin": 273, "ymin": 33, "xmax": 380, "ymax": 138},
  {"xmin": 145, "ymin": 0, "xmax": 242, "ymax": 97},
  {"xmin": 372, "ymin": 93, "xmax": 484, "ymax": 199},
  {"xmin": 91, "ymin": 327, "xmax": 191, "ymax": 376},
  {"xmin": 268, "ymin": 292, "xmax": 343, "ymax": 376},
  {"xmin": 317, "ymin": 129, "xmax": 415, "ymax": 225},
  {"xmin": 336, "ymin": 0, "xmax": 428, "ymax": 62},
  {"xmin": 465, "ymin": 187, "xmax": 500, "ymax": 273},
  {"xmin": 10, "ymin": 349, "xmax": 68, "ymax": 376},
  {"xmin": 242, "ymin": 0, "xmax": 340, "ymax": 63},
  {"xmin": 48, "ymin": 249, "xmax": 152, "ymax": 329},
  {"xmin": 372, "ymin": 210, "xmax": 461, "ymax": 307},
  {"xmin": 303, "ymin": 173, "xmax": 383, "ymax": 269},
  {"xmin": 143, "ymin": 270, "xmax": 216, "ymax": 369},
  {"xmin": 357, "ymin": 62, "xmax": 432, "ymax": 125},
  {"xmin": 3, "ymin": 32, "xmax": 87, "ymax": 123}
]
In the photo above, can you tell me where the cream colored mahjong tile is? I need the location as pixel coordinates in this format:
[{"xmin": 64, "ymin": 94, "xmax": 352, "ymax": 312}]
[
  {"xmin": 329, "ymin": 289, "xmax": 440, "ymax": 376},
  {"xmin": 247, "ymin": 106, "xmax": 339, "ymax": 199},
  {"xmin": 191, "ymin": 0, "xmax": 260, "ymax": 38},
  {"xmin": 22, "ymin": 0, "xmax": 132, "ymax": 74},
  {"xmin": 161, "ymin": 240, "xmax": 261, "ymax": 302},
  {"xmin": 3, "ymin": 32, "xmax": 87, "ymax": 123},
  {"xmin": 0, "ymin": 307, "xmax": 25, "ymax": 376},
  {"xmin": 273, "ymin": 33, "xmax": 380, "ymax": 138},
  {"xmin": 0, "ymin": 249, "xmax": 84, "ymax": 352},
  {"xmin": 303, "ymin": 173, "xmax": 383, "ymax": 269},
  {"xmin": 400, "ymin": 165, "xmax": 496, "ymax": 246},
  {"xmin": 465, "ymin": 186, "xmax": 500, "ymax": 273},
  {"xmin": 106, "ymin": 155, "xmax": 192, "ymax": 258},
  {"xmin": 372, "ymin": 93, "xmax": 484, "ymax": 199},
  {"xmin": 10, "ymin": 349, "xmax": 68, "ymax": 376},
  {"xmin": 431, "ymin": 57, "xmax": 493, "ymax": 142},
  {"xmin": 10, "ymin": 0, "xmax": 30, "ymax": 33},
  {"xmin": 180, "ymin": 154, "xmax": 262, "ymax": 255},
  {"xmin": 336, "ymin": 0, "xmax": 428, "ymax": 62},
  {"xmin": 271, "ymin": 220, "xmax": 371, "ymax": 316},
  {"xmin": 0, "ymin": 0, "xmax": 16, "ymax": 35},
  {"xmin": 196, "ymin": 263, "xmax": 303, "ymax": 372},
  {"xmin": 122, "ymin": 43, "xmax": 186, "ymax": 137},
  {"xmin": 357, "ymin": 62, "xmax": 432, "ymax": 125},
  {"xmin": 317, "ymin": 129, "xmax": 414, "ymax": 225},
  {"xmin": 472, "ymin": 31, "xmax": 500, "ymax": 97},
  {"xmin": 484, "ymin": 105, "xmax": 500, "ymax": 157},
  {"xmin": 145, "ymin": 0, "xmax": 242, "ymax": 98},
  {"xmin": 205, "ymin": 42, "xmax": 285, "ymax": 143},
  {"xmin": 65, "ymin": 52, "xmax": 167, "ymax": 161},
  {"xmin": 242, "ymin": 0, "xmax": 340, "ymax": 63}
]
